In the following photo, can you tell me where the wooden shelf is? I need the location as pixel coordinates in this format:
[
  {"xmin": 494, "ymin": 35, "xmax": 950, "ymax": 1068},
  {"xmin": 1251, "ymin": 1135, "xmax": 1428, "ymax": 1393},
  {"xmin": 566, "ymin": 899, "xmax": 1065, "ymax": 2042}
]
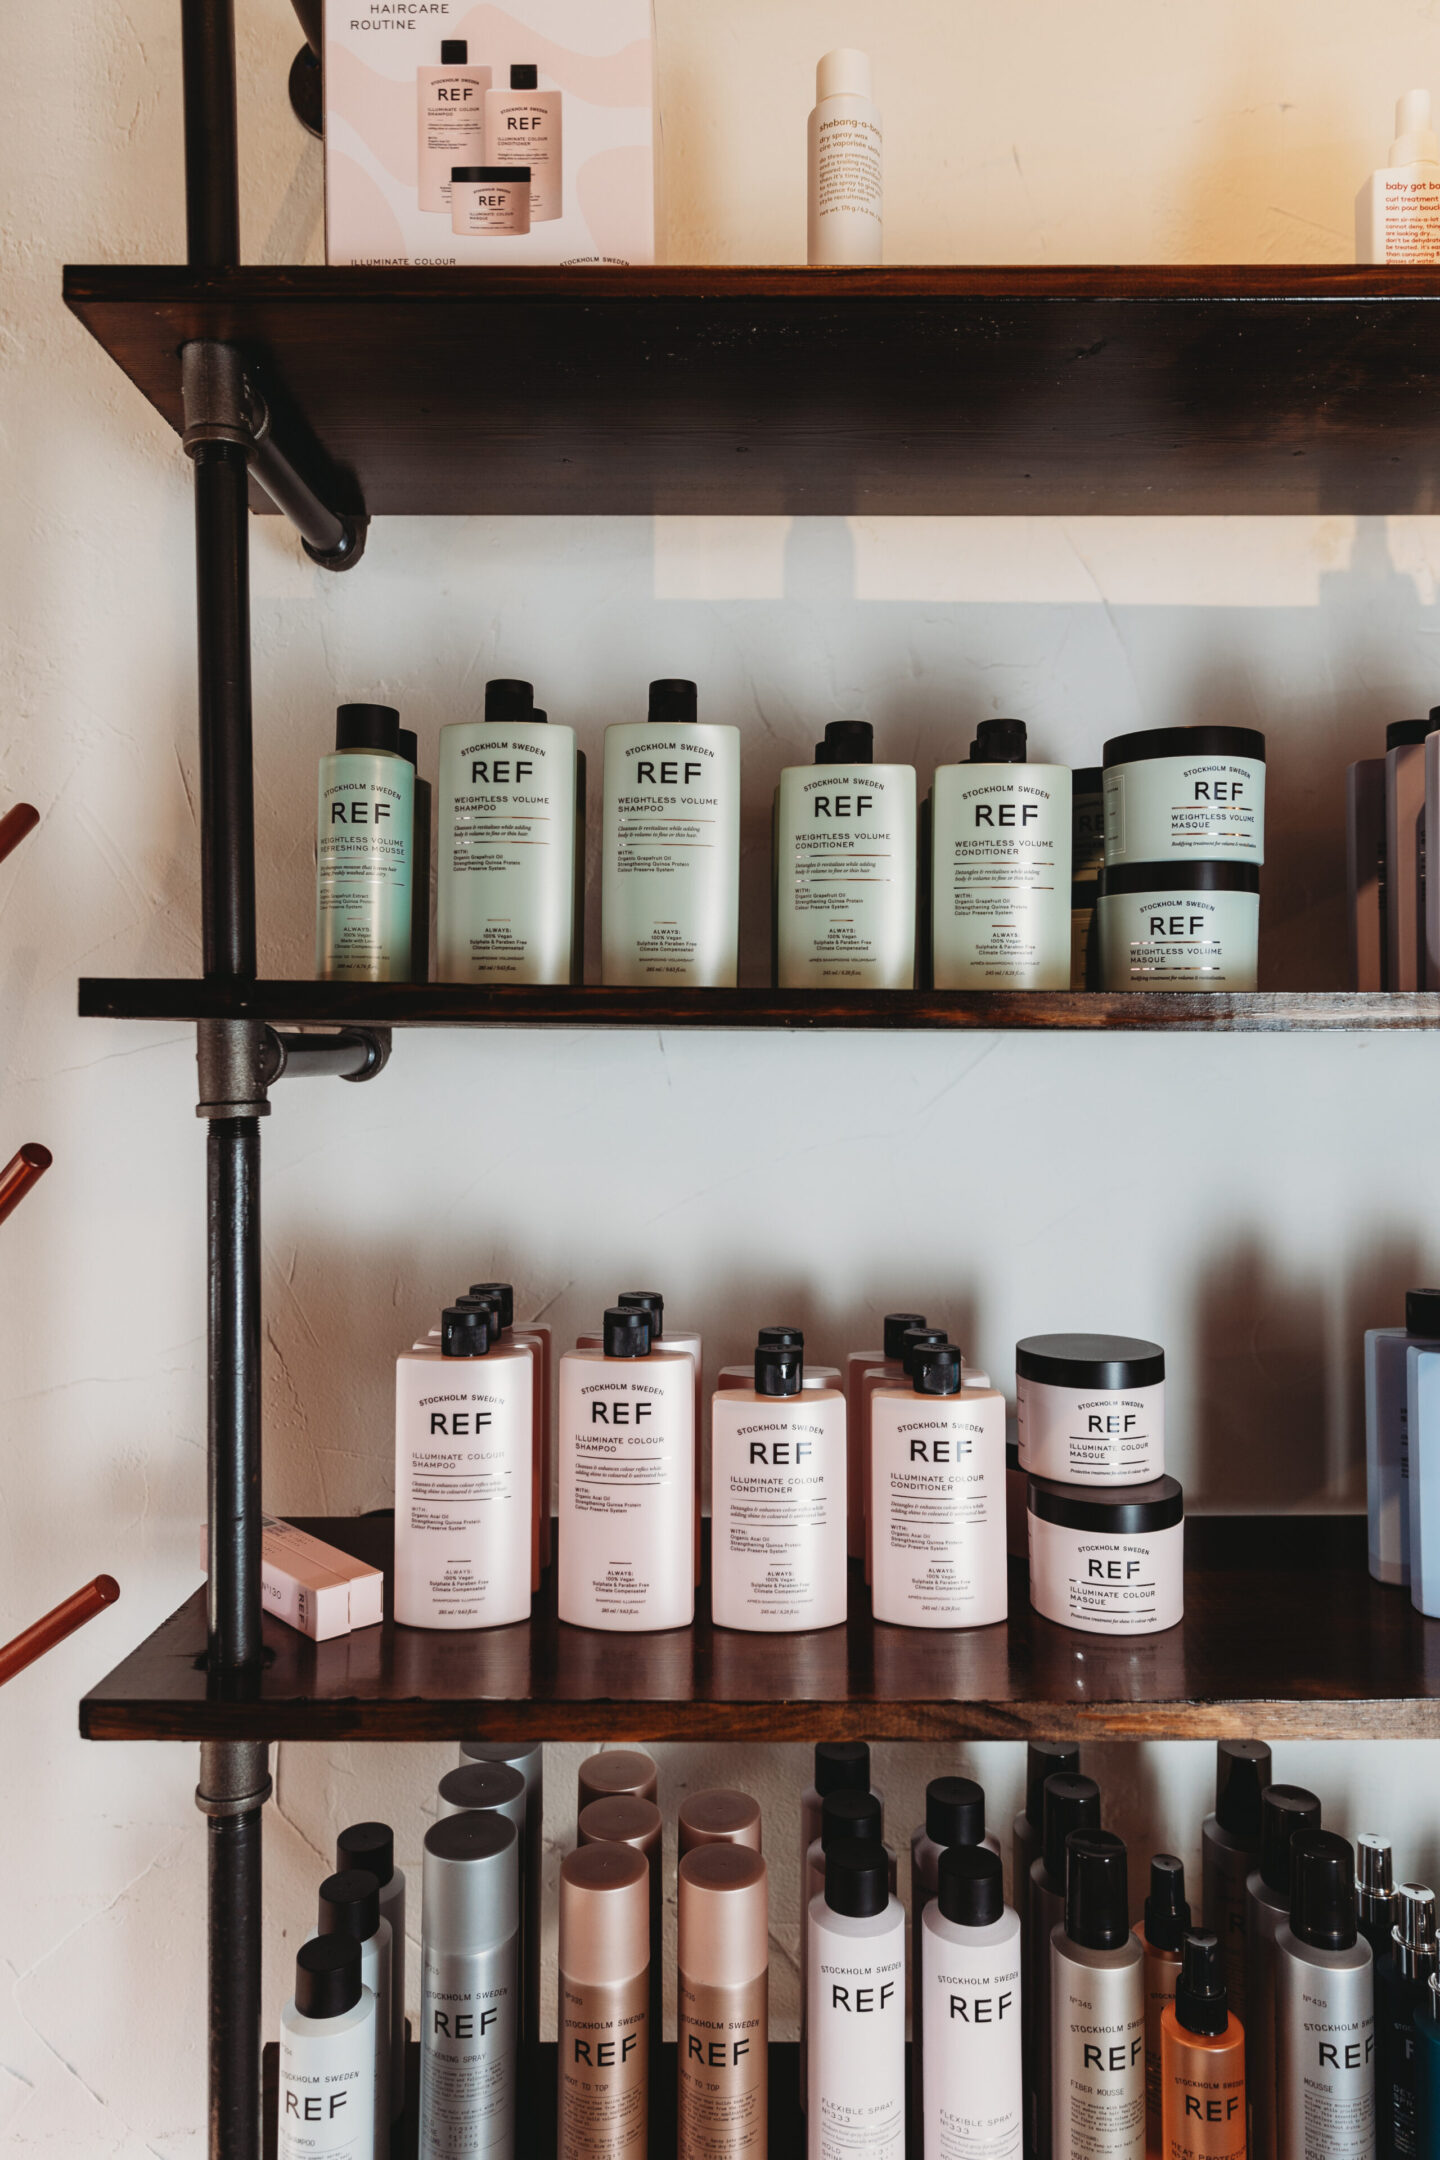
[
  {"xmin": 80, "ymin": 1515, "xmax": 1440, "ymax": 1744},
  {"xmin": 62, "ymin": 265, "xmax": 1440, "ymax": 519},
  {"xmin": 76, "ymin": 979, "xmax": 1440, "ymax": 1032}
]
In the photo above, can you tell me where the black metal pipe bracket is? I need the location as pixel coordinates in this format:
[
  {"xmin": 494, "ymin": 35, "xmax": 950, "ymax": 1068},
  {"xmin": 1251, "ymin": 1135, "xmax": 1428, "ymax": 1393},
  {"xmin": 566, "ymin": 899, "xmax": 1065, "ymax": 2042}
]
[
  {"xmin": 196, "ymin": 1738, "xmax": 272, "ymax": 1818},
  {"xmin": 197, "ymin": 1019, "xmax": 271, "ymax": 1121},
  {"xmin": 263, "ymin": 1027, "xmax": 392, "ymax": 1084}
]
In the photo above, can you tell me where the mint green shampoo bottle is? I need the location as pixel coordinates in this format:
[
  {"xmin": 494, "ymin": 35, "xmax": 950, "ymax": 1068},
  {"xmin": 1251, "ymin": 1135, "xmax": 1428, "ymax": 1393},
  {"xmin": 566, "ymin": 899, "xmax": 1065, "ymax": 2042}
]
[{"xmin": 316, "ymin": 703, "xmax": 415, "ymax": 981}]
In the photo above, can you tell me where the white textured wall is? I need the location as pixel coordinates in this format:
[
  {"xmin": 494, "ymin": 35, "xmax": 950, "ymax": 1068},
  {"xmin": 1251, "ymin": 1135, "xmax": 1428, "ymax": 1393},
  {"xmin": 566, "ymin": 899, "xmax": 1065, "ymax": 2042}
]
[{"xmin": 5, "ymin": 1, "xmax": 1440, "ymax": 2150}]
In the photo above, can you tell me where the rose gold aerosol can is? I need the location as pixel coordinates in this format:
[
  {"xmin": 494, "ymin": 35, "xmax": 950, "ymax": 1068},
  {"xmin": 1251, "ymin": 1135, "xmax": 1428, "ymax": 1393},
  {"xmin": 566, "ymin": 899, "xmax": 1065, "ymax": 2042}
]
[
  {"xmin": 579, "ymin": 1795, "xmax": 664, "ymax": 2103},
  {"xmin": 557, "ymin": 1843, "xmax": 650, "ymax": 2160},
  {"xmin": 678, "ymin": 1844, "xmax": 769, "ymax": 2159}
]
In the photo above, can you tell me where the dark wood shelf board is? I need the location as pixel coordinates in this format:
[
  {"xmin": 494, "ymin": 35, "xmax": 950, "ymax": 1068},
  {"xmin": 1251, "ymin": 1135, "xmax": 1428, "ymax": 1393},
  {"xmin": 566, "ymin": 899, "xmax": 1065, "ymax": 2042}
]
[
  {"xmin": 76, "ymin": 978, "xmax": 1440, "ymax": 1032},
  {"xmin": 80, "ymin": 1515, "xmax": 1440, "ymax": 1744},
  {"xmin": 62, "ymin": 264, "xmax": 1440, "ymax": 519}
]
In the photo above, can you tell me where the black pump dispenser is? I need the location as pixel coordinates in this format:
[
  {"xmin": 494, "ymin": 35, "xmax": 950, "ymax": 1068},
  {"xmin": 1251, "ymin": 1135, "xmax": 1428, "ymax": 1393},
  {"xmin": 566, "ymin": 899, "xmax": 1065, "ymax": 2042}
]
[
  {"xmin": 603, "ymin": 1307, "xmax": 650, "ymax": 1358},
  {"xmin": 618, "ymin": 1291, "xmax": 664, "ymax": 1339},
  {"xmin": 815, "ymin": 720, "xmax": 874, "ymax": 765},
  {"xmin": 1289, "ymin": 1831, "xmax": 1359, "ymax": 1951},
  {"xmin": 1144, "ymin": 1854, "xmax": 1190, "ymax": 1951},
  {"xmin": 648, "ymin": 680, "xmax": 697, "ymax": 726},
  {"xmin": 758, "ymin": 1325, "xmax": 805, "ymax": 1349},
  {"xmin": 901, "ymin": 1326, "xmax": 948, "ymax": 1375},
  {"xmin": 882, "ymin": 1311, "xmax": 927, "ymax": 1359},
  {"xmin": 1259, "ymin": 1785, "xmax": 1322, "ymax": 1895},
  {"xmin": 1065, "ymin": 1829, "xmax": 1130, "ymax": 1950},
  {"xmin": 754, "ymin": 1344, "xmax": 802, "ymax": 1396},
  {"xmin": 336, "ymin": 703, "xmax": 400, "ymax": 753},
  {"xmin": 971, "ymin": 717, "xmax": 1028, "ymax": 764},
  {"xmin": 441, "ymin": 1306, "xmax": 490, "ymax": 1358},
  {"xmin": 939, "ymin": 1845, "xmax": 1004, "ymax": 1927},
  {"xmin": 1175, "ymin": 1929, "xmax": 1228, "ymax": 2036},
  {"xmin": 912, "ymin": 1344, "xmax": 962, "ymax": 1396},
  {"xmin": 468, "ymin": 1281, "xmax": 515, "ymax": 1329}
]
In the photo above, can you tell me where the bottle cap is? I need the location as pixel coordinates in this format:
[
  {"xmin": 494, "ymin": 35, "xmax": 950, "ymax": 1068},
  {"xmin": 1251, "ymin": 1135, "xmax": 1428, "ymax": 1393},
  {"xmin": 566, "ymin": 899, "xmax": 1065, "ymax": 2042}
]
[
  {"xmin": 1391, "ymin": 90, "xmax": 1440, "ymax": 166},
  {"xmin": 901, "ymin": 1326, "xmax": 949, "ymax": 1375},
  {"xmin": 816, "ymin": 49, "xmax": 872, "ymax": 102},
  {"xmin": 1145, "ymin": 1854, "xmax": 1190, "ymax": 1951},
  {"xmin": 821, "ymin": 1789, "xmax": 882, "ymax": 1851},
  {"xmin": 1065, "ymin": 1829, "xmax": 1130, "ymax": 1950},
  {"xmin": 532, "ymin": 708, "xmax": 549, "ymax": 725},
  {"xmin": 440, "ymin": 38, "xmax": 467, "ymax": 62},
  {"xmin": 437, "ymin": 1761, "xmax": 527, "ymax": 1822},
  {"xmin": 825, "ymin": 1837, "xmax": 889, "ymax": 1917},
  {"xmin": 336, "ymin": 1821, "xmax": 394, "ymax": 1888},
  {"xmin": 317, "ymin": 1869, "xmax": 381, "ymax": 1943},
  {"xmin": 647, "ymin": 680, "xmax": 697, "ymax": 726},
  {"xmin": 1388, "ymin": 718, "xmax": 1431, "ymax": 749},
  {"xmin": 925, "ymin": 1776, "xmax": 985, "ymax": 1848},
  {"xmin": 938, "ymin": 1844, "xmax": 1004, "ymax": 1927},
  {"xmin": 510, "ymin": 62, "xmax": 539, "ymax": 89},
  {"xmin": 484, "ymin": 679, "xmax": 533, "ymax": 726},
  {"xmin": 1408, "ymin": 1289, "xmax": 1440, "ymax": 1337},
  {"xmin": 294, "ymin": 1934, "xmax": 361, "ymax": 2018},
  {"xmin": 814, "ymin": 719, "xmax": 874, "ymax": 765},
  {"xmin": 1043, "ymin": 1773, "xmax": 1101, "ymax": 1881},
  {"xmin": 1214, "ymin": 1740, "xmax": 1271, "ymax": 1839},
  {"xmin": 577, "ymin": 1751, "xmax": 658, "ymax": 1809},
  {"xmin": 1395, "ymin": 1885, "xmax": 1438, "ymax": 1975},
  {"xmin": 618, "ymin": 1291, "xmax": 664, "ymax": 1338},
  {"xmin": 1290, "ymin": 1831, "xmax": 1358, "ymax": 1950},
  {"xmin": 603, "ymin": 1307, "xmax": 650, "ymax": 1358},
  {"xmin": 396, "ymin": 728, "xmax": 418, "ymax": 769},
  {"xmin": 882, "ymin": 1312, "xmax": 927, "ymax": 1360},
  {"xmin": 1025, "ymin": 1743, "xmax": 1080, "ymax": 1829},
  {"xmin": 559, "ymin": 1842, "xmax": 649, "ymax": 1985},
  {"xmin": 679, "ymin": 1846, "xmax": 768, "ymax": 1986},
  {"xmin": 814, "ymin": 1741, "xmax": 870, "ymax": 1797},
  {"xmin": 1357, "ymin": 1833, "xmax": 1394, "ymax": 1903},
  {"xmin": 578, "ymin": 1794, "xmax": 662, "ymax": 1859},
  {"xmin": 912, "ymin": 1344, "xmax": 962, "ymax": 1396},
  {"xmin": 971, "ymin": 716, "xmax": 1028, "ymax": 764},
  {"xmin": 441, "ymin": 1306, "xmax": 489, "ymax": 1358},
  {"xmin": 1175, "ymin": 1929, "xmax": 1228, "ymax": 2037},
  {"xmin": 755, "ymin": 1344, "xmax": 802, "ymax": 1396},
  {"xmin": 677, "ymin": 1788, "xmax": 762, "ymax": 1854},
  {"xmin": 1259, "ymin": 1785, "xmax": 1322, "ymax": 1894},
  {"xmin": 758, "ymin": 1325, "xmax": 805, "ymax": 1349},
  {"xmin": 335, "ymin": 703, "xmax": 399, "ymax": 753},
  {"xmin": 468, "ymin": 1281, "xmax": 515, "ymax": 1329}
]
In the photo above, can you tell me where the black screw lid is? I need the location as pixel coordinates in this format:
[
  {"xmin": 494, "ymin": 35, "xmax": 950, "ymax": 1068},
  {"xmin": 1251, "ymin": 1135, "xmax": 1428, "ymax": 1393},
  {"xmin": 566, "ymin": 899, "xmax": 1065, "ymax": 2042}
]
[
  {"xmin": 1025, "ymin": 1743, "xmax": 1080, "ymax": 1829},
  {"xmin": 1175, "ymin": 1930, "xmax": 1228, "ymax": 2036},
  {"xmin": 926, "ymin": 1776, "xmax": 985, "ymax": 1848},
  {"xmin": 440, "ymin": 38, "xmax": 467, "ymax": 62},
  {"xmin": 295, "ymin": 1934, "xmax": 362, "ymax": 2018},
  {"xmin": 485, "ymin": 679, "xmax": 534, "ymax": 726},
  {"xmin": 1260, "ymin": 1786, "xmax": 1322, "ymax": 1895},
  {"xmin": 814, "ymin": 1741, "xmax": 870, "ymax": 1797},
  {"xmin": 1145, "ymin": 1854, "xmax": 1190, "ymax": 1951},
  {"xmin": 972, "ymin": 716, "xmax": 1028, "ymax": 764},
  {"xmin": 1388, "ymin": 718, "xmax": 1431, "ymax": 749},
  {"xmin": 336, "ymin": 1822, "xmax": 393, "ymax": 1889},
  {"xmin": 815, "ymin": 719, "xmax": 874, "ymax": 765},
  {"xmin": 469, "ymin": 1281, "xmax": 515, "ymax": 1329},
  {"xmin": 452, "ymin": 162, "xmax": 531, "ymax": 180},
  {"xmin": 619, "ymin": 1291, "xmax": 664, "ymax": 1339},
  {"xmin": 821, "ymin": 1789, "xmax": 882, "ymax": 1851},
  {"xmin": 1290, "ymin": 1831, "xmax": 1358, "ymax": 1950},
  {"xmin": 1073, "ymin": 766, "xmax": 1103, "ymax": 793},
  {"xmin": 882, "ymin": 1312, "xmax": 927, "ymax": 1359},
  {"xmin": 603, "ymin": 1307, "xmax": 650, "ymax": 1358},
  {"xmin": 902, "ymin": 1326, "xmax": 949, "ymax": 1376},
  {"xmin": 1044, "ymin": 1774, "xmax": 1101, "ymax": 1882},
  {"xmin": 758, "ymin": 1325, "xmax": 804, "ymax": 1349},
  {"xmin": 912, "ymin": 1344, "xmax": 962, "ymax": 1396},
  {"xmin": 441, "ymin": 1306, "xmax": 490, "ymax": 1358},
  {"xmin": 1066, "ymin": 1829, "xmax": 1130, "ymax": 1950},
  {"xmin": 1408, "ymin": 1289, "xmax": 1440, "ymax": 1338},
  {"xmin": 317, "ymin": 1869, "xmax": 381, "ymax": 1943},
  {"xmin": 648, "ymin": 680, "xmax": 697, "ymax": 726},
  {"xmin": 397, "ymin": 728, "xmax": 419, "ymax": 769},
  {"xmin": 938, "ymin": 1844, "xmax": 1004, "ymax": 1927},
  {"xmin": 755, "ymin": 1345, "xmax": 802, "ymax": 1396},
  {"xmin": 825, "ymin": 1838, "xmax": 890, "ymax": 1917},
  {"xmin": 336, "ymin": 703, "xmax": 400, "ymax": 753},
  {"xmin": 510, "ymin": 62, "xmax": 538, "ymax": 87},
  {"xmin": 1214, "ymin": 1740, "xmax": 1271, "ymax": 1840}
]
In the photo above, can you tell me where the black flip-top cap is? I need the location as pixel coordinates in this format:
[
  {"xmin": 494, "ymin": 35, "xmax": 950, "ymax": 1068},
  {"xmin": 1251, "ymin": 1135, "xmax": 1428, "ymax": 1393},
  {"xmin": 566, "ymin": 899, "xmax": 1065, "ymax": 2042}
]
[
  {"xmin": 336, "ymin": 1822, "xmax": 394, "ymax": 1888},
  {"xmin": 1259, "ymin": 1785, "xmax": 1322, "ymax": 1894},
  {"xmin": 441, "ymin": 1305, "xmax": 490, "ymax": 1357},
  {"xmin": 882, "ymin": 1312, "xmax": 927, "ymax": 1359},
  {"xmin": 1290, "ymin": 1831, "xmax": 1358, "ymax": 1950},
  {"xmin": 511, "ymin": 62, "xmax": 538, "ymax": 87},
  {"xmin": 1408, "ymin": 1289, "xmax": 1440, "ymax": 1338},
  {"xmin": 648, "ymin": 679, "xmax": 697, "ymax": 725},
  {"xmin": 1215, "ymin": 1740, "xmax": 1271, "ymax": 1840},
  {"xmin": 397, "ymin": 728, "xmax": 419, "ymax": 769},
  {"xmin": 755, "ymin": 1344, "xmax": 802, "ymax": 1396},
  {"xmin": 1043, "ymin": 1773, "xmax": 1101, "ymax": 1882},
  {"xmin": 926, "ymin": 1776, "xmax": 985, "ymax": 1847},
  {"xmin": 1016, "ymin": 1332, "xmax": 1164, "ymax": 1390},
  {"xmin": 469, "ymin": 1282, "xmax": 515, "ymax": 1329},
  {"xmin": 1145, "ymin": 1854, "xmax": 1190, "ymax": 1951},
  {"xmin": 938, "ymin": 1844, "xmax": 1004, "ymax": 1927},
  {"xmin": 1176, "ymin": 1930, "xmax": 1227, "ymax": 2036},
  {"xmin": 902, "ymin": 1326, "xmax": 948, "ymax": 1376},
  {"xmin": 815, "ymin": 719, "xmax": 874, "ymax": 765},
  {"xmin": 603, "ymin": 1307, "xmax": 650, "ymax": 1358},
  {"xmin": 1066, "ymin": 1829, "xmax": 1130, "ymax": 1949},
  {"xmin": 814, "ymin": 1741, "xmax": 869, "ymax": 1796},
  {"xmin": 440, "ymin": 38, "xmax": 467, "ymax": 62},
  {"xmin": 619, "ymin": 1292, "xmax": 664, "ymax": 1338},
  {"xmin": 1389, "ymin": 718, "xmax": 1431, "ymax": 749},
  {"xmin": 913, "ymin": 1344, "xmax": 962, "ymax": 1396},
  {"xmin": 972, "ymin": 717, "xmax": 1028, "ymax": 764},
  {"xmin": 295, "ymin": 1933, "xmax": 362, "ymax": 2018},
  {"xmin": 1103, "ymin": 724, "xmax": 1266, "ymax": 766},
  {"xmin": 821, "ymin": 1789, "xmax": 882, "ymax": 1850},
  {"xmin": 758, "ymin": 1325, "xmax": 805, "ymax": 1349},
  {"xmin": 336, "ymin": 702, "xmax": 399, "ymax": 753},
  {"xmin": 317, "ymin": 1869, "xmax": 381, "ymax": 1942},
  {"xmin": 1025, "ymin": 1743, "xmax": 1080, "ymax": 1829},
  {"xmin": 485, "ymin": 679, "xmax": 534, "ymax": 726},
  {"xmin": 825, "ymin": 1838, "xmax": 889, "ymax": 1917}
]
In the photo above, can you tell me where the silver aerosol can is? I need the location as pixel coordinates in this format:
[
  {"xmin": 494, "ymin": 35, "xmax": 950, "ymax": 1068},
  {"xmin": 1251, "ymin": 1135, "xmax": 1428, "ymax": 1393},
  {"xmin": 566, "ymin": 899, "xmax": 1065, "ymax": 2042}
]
[
  {"xmin": 1050, "ymin": 1831, "xmax": 1145, "ymax": 2160},
  {"xmin": 1246, "ymin": 1785, "xmax": 1323, "ymax": 2160},
  {"xmin": 1027, "ymin": 1772, "xmax": 1101, "ymax": 2159},
  {"xmin": 1275, "ymin": 1832, "xmax": 1376, "ymax": 2160},
  {"xmin": 419, "ymin": 1810, "xmax": 520, "ymax": 2159}
]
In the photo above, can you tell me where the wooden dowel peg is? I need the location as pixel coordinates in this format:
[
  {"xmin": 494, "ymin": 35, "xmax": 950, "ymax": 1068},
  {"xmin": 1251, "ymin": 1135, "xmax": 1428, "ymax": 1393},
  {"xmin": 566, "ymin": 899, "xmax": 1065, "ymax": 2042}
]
[
  {"xmin": 0, "ymin": 1142, "xmax": 52, "ymax": 1228},
  {"xmin": 0, "ymin": 1574, "xmax": 120, "ymax": 1687},
  {"xmin": 0, "ymin": 803, "xmax": 39, "ymax": 866}
]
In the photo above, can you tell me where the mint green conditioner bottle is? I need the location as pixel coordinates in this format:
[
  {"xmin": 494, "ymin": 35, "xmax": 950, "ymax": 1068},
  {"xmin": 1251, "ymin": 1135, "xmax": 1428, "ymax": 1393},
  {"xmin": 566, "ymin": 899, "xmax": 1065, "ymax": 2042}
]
[{"xmin": 316, "ymin": 703, "xmax": 415, "ymax": 980}]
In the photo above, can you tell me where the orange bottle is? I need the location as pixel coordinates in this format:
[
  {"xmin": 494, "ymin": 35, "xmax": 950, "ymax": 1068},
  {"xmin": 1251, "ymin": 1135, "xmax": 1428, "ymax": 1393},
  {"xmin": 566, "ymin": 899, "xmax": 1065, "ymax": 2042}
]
[{"xmin": 1160, "ymin": 1930, "xmax": 1247, "ymax": 2160}]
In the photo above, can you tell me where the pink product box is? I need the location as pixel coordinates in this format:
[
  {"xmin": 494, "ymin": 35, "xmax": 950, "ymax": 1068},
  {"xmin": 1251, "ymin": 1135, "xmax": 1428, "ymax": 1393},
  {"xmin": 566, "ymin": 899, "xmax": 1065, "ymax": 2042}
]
[
  {"xmin": 323, "ymin": 0, "xmax": 659, "ymax": 265},
  {"xmin": 200, "ymin": 1515, "xmax": 385, "ymax": 1642}
]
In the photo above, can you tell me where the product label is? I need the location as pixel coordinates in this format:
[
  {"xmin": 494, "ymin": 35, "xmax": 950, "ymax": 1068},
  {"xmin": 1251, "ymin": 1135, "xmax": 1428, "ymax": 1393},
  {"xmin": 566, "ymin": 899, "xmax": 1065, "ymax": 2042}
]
[
  {"xmin": 279, "ymin": 2008, "xmax": 376, "ymax": 2160},
  {"xmin": 870, "ymin": 1392, "xmax": 1007, "ymax": 1628},
  {"xmin": 393, "ymin": 1351, "xmax": 533, "ymax": 1628},
  {"xmin": 558, "ymin": 1972, "xmax": 648, "ymax": 2160},
  {"xmin": 601, "ymin": 725, "xmax": 741, "ymax": 986},
  {"xmin": 1160, "ymin": 2049, "xmax": 1244, "ymax": 2160},
  {"xmin": 1378, "ymin": 176, "xmax": 1440, "ymax": 261},
  {"xmin": 1028, "ymin": 1518, "xmax": 1184, "ymax": 1636},
  {"xmin": 1275, "ymin": 1970, "xmax": 1374, "ymax": 2160},
  {"xmin": 921, "ymin": 1916, "xmax": 1023, "ymax": 2160},
  {"xmin": 811, "ymin": 102, "xmax": 883, "ymax": 262},
  {"xmin": 777, "ymin": 763, "xmax": 917, "ymax": 988},
  {"xmin": 485, "ymin": 93, "xmax": 562, "ymax": 220},
  {"xmin": 1105, "ymin": 757, "xmax": 1265, "ymax": 865},
  {"xmin": 930, "ymin": 765, "xmax": 1071, "ymax": 989},
  {"xmin": 420, "ymin": 1941, "xmax": 517, "ymax": 2159},
  {"xmin": 417, "ymin": 66, "xmax": 488, "ymax": 210},
  {"xmin": 1097, "ymin": 889, "xmax": 1258, "ymax": 991},
  {"xmin": 1016, "ymin": 1379, "xmax": 1165, "ymax": 1486},
  {"xmin": 557, "ymin": 1355, "xmax": 695, "ymax": 1629},
  {"xmin": 437, "ymin": 722, "xmax": 577, "ymax": 983},
  {"xmin": 810, "ymin": 1925, "xmax": 906, "ymax": 2158},
  {"xmin": 710, "ymin": 1395, "xmax": 848, "ymax": 1631},
  {"xmin": 316, "ymin": 753, "xmax": 414, "ymax": 981},
  {"xmin": 678, "ymin": 1973, "xmax": 767, "ymax": 2156},
  {"xmin": 1052, "ymin": 1965, "xmax": 1145, "ymax": 2160}
]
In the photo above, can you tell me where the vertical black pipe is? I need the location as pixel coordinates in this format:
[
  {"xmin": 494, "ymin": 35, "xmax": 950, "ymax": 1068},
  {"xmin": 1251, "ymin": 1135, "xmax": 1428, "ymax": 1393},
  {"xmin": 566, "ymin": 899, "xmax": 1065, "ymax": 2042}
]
[
  {"xmin": 181, "ymin": 0, "xmax": 241, "ymax": 268},
  {"xmin": 193, "ymin": 443, "xmax": 257, "ymax": 983},
  {"xmin": 208, "ymin": 1811, "xmax": 262, "ymax": 2156},
  {"xmin": 206, "ymin": 1116, "xmax": 261, "ymax": 1671}
]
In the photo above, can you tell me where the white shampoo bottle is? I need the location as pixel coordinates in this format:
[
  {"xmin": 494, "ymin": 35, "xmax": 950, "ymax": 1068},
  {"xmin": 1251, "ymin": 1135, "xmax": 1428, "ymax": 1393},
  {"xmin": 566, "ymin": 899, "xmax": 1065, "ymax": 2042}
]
[
  {"xmin": 416, "ymin": 40, "xmax": 490, "ymax": 215},
  {"xmin": 930, "ymin": 718, "xmax": 1072, "ymax": 989},
  {"xmin": 1357, "ymin": 91, "xmax": 1440, "ymax": 262},
  {"xmin": 279, "ymin": 1937, "xmax": 378, "ymax": 2160},
  {"xmin": 809, "ymin": 1839, "xmax": 906, "ymax": 2159},
  {"xmin": 870, "ymin": 1343, "xmax": 1007, "ymax": 1628},
  {"xmin": 776, "ymin": 720, "xmax": 916, "ymax": 989},
  {"xmin": 710, "ymin": 1341, "xmax": 848, "ymax": 1633},
  {"xmin": 922, "ymin": 1847, "xmax": 1023, "ymax": 2160},
  {"xmin": 807, "ymin": 50, "xmax": 882, "ymax": 266},
  {"xmin": 310, "ymin": 1872, "xmax": 393, "ymax": 2148}
]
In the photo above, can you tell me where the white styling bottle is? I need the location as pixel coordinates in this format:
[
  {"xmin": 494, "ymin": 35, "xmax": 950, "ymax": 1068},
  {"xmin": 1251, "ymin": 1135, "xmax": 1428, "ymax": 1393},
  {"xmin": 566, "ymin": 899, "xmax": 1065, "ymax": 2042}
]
[
  {"xmin": 808, "ymin": 1839, "xmax": 906, "ymax": 2159},
  {"xmin": 279, "ymin": 1937, "xmax": 378, "ymax": 2160},
  {"xmin": 922, "ymin": 1846, "xmax": 1023, "ymax": 2160},
  {"xmin": 776, "ymin": 720, "xmax": 917, "ymax": 990},
  {"xmin": 309, "ymin": 1873, "xmax": 393, "ymax": 2149},
  {"xmin": 807, "ymin": 50, "xmax": 882, "ymax": 266},
  {"xmin": 930, "ymin": 718, "xmax": 1072, "ymax": 989},
  {"xmin": 336, "ymin": 1823, "xmax": 407, "ymax": 2118}
]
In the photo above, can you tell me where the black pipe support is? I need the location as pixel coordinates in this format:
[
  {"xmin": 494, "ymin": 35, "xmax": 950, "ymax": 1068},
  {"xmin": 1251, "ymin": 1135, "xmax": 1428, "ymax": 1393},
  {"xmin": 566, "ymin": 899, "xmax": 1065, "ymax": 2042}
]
[
  {"xmin": 181, "ymin": 0, "xmax": 241, "ymax": 268},
  {"xmin": 207, "ymin": 1806, "xmax": 262, "ymax": 2157},
  {"xmin": 192, "ymin": 443, "xmax": 258, "ymax": 981},
  {"xmin": 263, "ymin": 1027, "xmax": 391, "ymax": 1084},
  {"xmin": 206, "ymin": 1118, "xmax": 262, "ymax": 1674}
]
